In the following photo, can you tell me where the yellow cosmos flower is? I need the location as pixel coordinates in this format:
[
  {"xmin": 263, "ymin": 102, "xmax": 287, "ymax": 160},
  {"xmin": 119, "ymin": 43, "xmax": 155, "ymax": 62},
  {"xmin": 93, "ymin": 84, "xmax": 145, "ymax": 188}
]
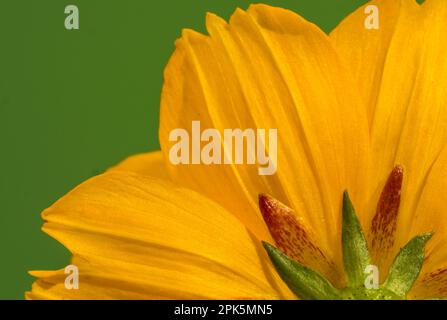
[{"xmin": 27, "ymin": 0, "xmax": 447, "ymax": 300}]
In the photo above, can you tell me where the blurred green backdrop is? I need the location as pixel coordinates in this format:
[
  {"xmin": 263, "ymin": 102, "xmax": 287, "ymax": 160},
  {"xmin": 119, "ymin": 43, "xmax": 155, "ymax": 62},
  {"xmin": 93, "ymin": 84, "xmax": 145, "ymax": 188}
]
[{"xmin": 0, "ymin": 0, "xmax": 371, "ymax": 299}]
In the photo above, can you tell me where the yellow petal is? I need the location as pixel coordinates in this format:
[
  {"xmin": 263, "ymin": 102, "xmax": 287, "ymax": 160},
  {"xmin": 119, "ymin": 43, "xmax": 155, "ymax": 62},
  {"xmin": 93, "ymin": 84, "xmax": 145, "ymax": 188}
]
[
  {"xmin": 108, "ymin": 151, "xmax": 169, "ymax": 180},
  {"xmin": 410, "ymin": 264, "xmax": 447, "ymax": 300},
  {"xmin": 411, "ymin": 146, "xmax": 447, "ymax": 271},
  {"xmin": 332, "ymin": 0, "xmax": 447, "ymax": 271},
  {"xmin": 330, "ymin": 0, "xmax": 417, "ymax": 123},
  {"xmin": 159, "ymin": 4, "xmax": 370, "ymax": 265},
  {"xmin": 408, "ymin": 146, "xmax": 447, "ymax": 299},
  {"xmin": 27, "ymin": 172, "xmax": 293, "ymax": 299}
]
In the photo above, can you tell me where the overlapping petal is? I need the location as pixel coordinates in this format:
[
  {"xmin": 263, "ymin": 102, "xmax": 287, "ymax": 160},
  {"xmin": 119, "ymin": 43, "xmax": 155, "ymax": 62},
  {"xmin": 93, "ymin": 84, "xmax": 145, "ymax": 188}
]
[
  {"xmin": 331, "ymin": 0, "xmax": 447, "ymax": 274},
  {"xmin": 108, "ymin": 151, "xmax": 169, "ymax": 180},
  {"xmin": 407, "ymin": 146, "xmax": 447, "ymax": 298},
  {"xmin": 27, "ymin": 172, "xmax": 293, "ymax": 299},
  {"xmin": 159, "ymin": 4, "xmax": 370, "ymax": 267}
]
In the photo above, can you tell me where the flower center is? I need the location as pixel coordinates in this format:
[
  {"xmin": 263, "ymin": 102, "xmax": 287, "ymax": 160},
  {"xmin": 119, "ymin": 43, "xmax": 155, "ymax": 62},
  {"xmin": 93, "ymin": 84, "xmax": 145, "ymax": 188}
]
[{"xmin": 260, "ymin": 166, "xmax": 433, "ymax": 300}]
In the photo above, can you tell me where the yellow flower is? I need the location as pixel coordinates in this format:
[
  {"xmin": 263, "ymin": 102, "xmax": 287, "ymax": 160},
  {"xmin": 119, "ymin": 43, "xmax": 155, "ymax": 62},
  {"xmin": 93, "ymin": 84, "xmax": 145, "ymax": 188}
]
[{"xmin": 27, "ymin": 1, "xmax": 447, "ymax": 300}]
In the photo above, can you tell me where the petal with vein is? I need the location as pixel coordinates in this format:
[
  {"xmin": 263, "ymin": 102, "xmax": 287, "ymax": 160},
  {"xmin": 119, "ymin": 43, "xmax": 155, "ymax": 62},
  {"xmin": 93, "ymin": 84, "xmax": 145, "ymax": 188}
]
[
  {"xmin": 332, "ymin": 0, "xmax": 447, "ymax": 269},
  {"xmin": 27, "ymin": 172, "xmax": 293, "ymax": 299},
  {"xmin": 410, "ymin": 146, "xmax": 447, "ymax": 283},
  {"xmin": 159, "ymin": 4, "xmax": 370, "ymax": 262},
  {"xmin": 410, "ymin": 265, "xmax": 447, "ymax": 300},
  {"xmin": 108, "ymin": 151, "xmax": 169, "ymax": 180}
]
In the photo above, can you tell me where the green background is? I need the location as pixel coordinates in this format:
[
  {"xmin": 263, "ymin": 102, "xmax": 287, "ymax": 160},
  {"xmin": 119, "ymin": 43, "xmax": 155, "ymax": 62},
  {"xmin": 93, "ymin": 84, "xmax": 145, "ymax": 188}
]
[{"xmin": 0, "ymin": 0, "xmax": 372, "ymax": 299}]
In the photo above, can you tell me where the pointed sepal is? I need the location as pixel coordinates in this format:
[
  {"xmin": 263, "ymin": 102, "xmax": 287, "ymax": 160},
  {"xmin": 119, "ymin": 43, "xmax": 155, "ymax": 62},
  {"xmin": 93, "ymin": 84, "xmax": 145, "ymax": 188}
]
[
  {"xmin": 342, "ymin": 191, "xmax": 371, "ymax": 288},
  {"xmin": 263, "ymin": 242, "xmax": 339, "ymax": 300},
  {"xmin": 383, "ymin": 233, "xmax": 432, "ymax": 297}
]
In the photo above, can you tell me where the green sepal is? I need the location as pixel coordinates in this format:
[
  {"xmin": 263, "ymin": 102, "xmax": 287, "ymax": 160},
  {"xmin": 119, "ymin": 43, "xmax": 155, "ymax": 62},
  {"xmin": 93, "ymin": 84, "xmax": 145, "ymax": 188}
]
[
  {"xmin": 342, "ymin": 191, "xmax": 370, "ymax": 288},
  {"xmin": 262, "ymin": 242, "xmax": 339, "ymax": 300},
  {"xmin": 383, "ymin": 233, "xmax": 432, "ymax": 297}
]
